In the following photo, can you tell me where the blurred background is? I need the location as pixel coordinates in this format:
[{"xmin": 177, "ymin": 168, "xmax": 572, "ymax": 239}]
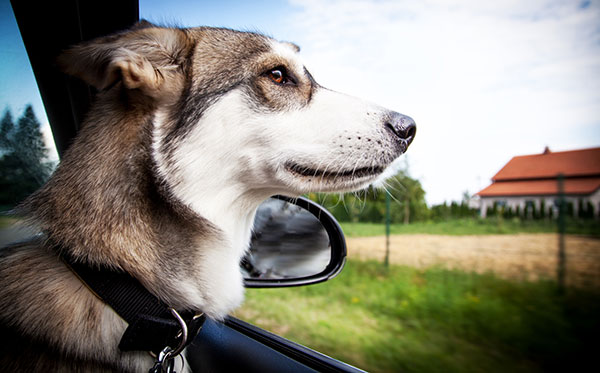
[{"xmin": 1, "ymin": 0, "xmax": 599, "ymax": 372}]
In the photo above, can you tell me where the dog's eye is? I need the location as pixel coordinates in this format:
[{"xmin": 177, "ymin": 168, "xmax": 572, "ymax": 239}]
[{"xmin": 268, "ymin": 69, "xmax": 286, "ymax": 84}]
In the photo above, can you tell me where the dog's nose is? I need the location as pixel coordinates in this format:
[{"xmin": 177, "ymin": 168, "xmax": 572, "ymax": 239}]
[{"xmin": 384, "ymin": 112, "xmax": 416, "ymax": 146}]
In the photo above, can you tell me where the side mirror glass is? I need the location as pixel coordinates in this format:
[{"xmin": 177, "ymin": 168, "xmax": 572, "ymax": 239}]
[{"xmin": 242, "ymin": 196, "xmax": 347, "ymax": 288}]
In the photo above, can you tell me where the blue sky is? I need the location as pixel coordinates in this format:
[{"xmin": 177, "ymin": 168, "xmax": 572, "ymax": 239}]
[
  {"xmin": 0, "ymin": 0, "xmax": 48, "ymax": 137},
  {"xmin": 141, "ymin": 0, "xmax": 296, "ymax": 35},
  {"xmin": 1, "ymin": 0, "xmax": 599, "ymax": 204}
]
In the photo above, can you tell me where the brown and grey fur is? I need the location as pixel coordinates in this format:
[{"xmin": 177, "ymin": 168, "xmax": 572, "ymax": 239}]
[{"xmin": 0, "ymin": 22, "xmax": 415, "ymax": 372}]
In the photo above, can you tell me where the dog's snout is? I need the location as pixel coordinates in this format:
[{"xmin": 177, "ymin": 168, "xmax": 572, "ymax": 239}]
[{"xmin": 384, "ymin": 112, "xmax": 416, "ymax": 146}]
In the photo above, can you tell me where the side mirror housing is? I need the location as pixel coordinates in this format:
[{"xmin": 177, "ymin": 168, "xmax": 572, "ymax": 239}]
[{"xmin": 242, "ymin": 196, "xmax": 347, "ymax": 288}]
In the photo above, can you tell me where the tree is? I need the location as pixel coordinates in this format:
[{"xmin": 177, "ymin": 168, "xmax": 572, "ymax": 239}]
[
  {"xmin": 0, "ymin": 109, "xmax": 17, "ymax": 206},
  {"xmin": 386, "ymin": 170, "xmax": 428, "ymax": 224},
  {"xmin": 0, "ymin": 109, "xmax": 14, "ymax": 154},
  {"xmin": 461, "ymin": 190, "xmax": 471, "ymax": 204},
  {"xmin": 14, "ymin": 105, "xmax": 52, "ymax": 185},
  {"xmin": 0, "ymin": 105, "xmax": 53, "ymax": 207}
]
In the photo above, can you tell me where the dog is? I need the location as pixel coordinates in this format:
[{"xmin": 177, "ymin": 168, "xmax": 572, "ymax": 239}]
[{"xmin": 0, "ymin": 22, "xmax": 415, "ymax": 372}]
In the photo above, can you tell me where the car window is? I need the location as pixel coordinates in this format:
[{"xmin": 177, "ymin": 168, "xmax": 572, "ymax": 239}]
[{"xmin": 0, "ymin": 3, "xmax": 58, "ymax": 242}]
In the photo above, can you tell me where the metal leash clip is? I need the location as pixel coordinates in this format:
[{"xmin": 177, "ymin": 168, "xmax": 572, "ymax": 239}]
[
  {"xmin": 148, "ymin": 308, "xmax": 189, "ymax": 373},
  {"xmin": 149, "ymin": 346, "xmax": 176, "ymax": 373}
]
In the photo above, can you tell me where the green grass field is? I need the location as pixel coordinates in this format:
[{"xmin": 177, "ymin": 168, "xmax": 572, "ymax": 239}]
[
  {"xmin": 339, "ymin": 218, "xmax": 600, "ymax": 237},
  {"xmin": 236, "ymin": 260, "xmax": 599, "ymax": 373}
]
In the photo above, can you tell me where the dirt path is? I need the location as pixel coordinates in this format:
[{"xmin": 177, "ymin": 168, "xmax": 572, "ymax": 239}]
[{"xmin": 346, "ymin": 234, "xmax": 600, "ymax": 287}]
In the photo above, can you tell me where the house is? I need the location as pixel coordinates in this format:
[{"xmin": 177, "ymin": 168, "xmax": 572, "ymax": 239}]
[{"xmin": 477, "ymin": 147, "xmax": 600, "ymax": 218}]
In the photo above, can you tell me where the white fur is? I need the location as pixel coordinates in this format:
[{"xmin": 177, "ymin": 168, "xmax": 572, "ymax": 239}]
[
  {"xmin": 152, "ymin": 104, "xmax": 256, "ymax": 318},
  {"xmin": 270, "ymin": 39, "xmax": 306, "ymax": 72},
  {"xmin": 151, "ymin": 109, "xmax": 170, "ymax": 183}
]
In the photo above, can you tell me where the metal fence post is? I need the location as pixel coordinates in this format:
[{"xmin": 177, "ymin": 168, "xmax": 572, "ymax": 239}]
[
  {"xmin": 557, "ymin": 173, "xmax": 566, "ymax": 292},
  {"xmin": 385, "ymin": 192, "xmax": 390, "ymax": 268}
]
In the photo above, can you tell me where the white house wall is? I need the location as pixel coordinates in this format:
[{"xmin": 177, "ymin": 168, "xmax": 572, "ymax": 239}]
[
  {"xmin": 591, "ymin": 189, "xmax": 600, "ymax": 218},
  {"xmin": 479, "ymin": 193, "xmax": 599, "ymax": 218}
]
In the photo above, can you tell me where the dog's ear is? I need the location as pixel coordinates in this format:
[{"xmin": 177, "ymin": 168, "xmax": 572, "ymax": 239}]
[{"xmin": 58, "ymin": 25, "xmax": 191, "ymax": 97}]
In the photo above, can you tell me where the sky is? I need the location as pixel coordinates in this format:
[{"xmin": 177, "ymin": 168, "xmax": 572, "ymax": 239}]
[
  {"xmin": 0, "ymin": 0, "xmax": 51, "ymax": 157},
  {"xmin": 1, "ymin": 0, "xmax": 599, "ymax": 205}
]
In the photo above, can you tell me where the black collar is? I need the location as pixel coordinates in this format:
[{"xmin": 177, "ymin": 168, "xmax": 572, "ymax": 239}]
[{"xmin": 61, "ymin": 252, "xmax": 205, "ymax": 355}]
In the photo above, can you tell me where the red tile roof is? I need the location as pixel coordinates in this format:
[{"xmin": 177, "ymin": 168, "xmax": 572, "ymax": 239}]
[
  {"xmin": 492, "ymin": 147, "xmax": 600, "ymax": 181},
  {"xmin": 478, "ymin": 177, "xmax": 600, "ymax": 197}
]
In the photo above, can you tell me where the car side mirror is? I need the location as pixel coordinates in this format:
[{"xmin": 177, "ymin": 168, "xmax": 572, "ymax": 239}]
[{"xmin": 242, "ymin": 195, "xmax": 347, "ymax": 288}]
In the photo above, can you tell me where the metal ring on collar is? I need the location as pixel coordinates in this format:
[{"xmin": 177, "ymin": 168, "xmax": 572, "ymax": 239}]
[{"xmin": 168, "ymin": 308, "xmax": 188, "ymax": 357}]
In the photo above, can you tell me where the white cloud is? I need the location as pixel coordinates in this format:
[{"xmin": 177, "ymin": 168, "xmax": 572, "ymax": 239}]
[{"xmin": 286, "ymin": 0, "xmax": 600, "ymax": 204}]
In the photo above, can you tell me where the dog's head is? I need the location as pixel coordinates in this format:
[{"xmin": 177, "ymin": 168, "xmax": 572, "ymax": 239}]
[
  {"xmin": 60, "ymin": 23, "xmax": 415, "ymax": 216},
  {"xmin": 52, "ymin": 23, "xmax": 416, "ymax": 317}
]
